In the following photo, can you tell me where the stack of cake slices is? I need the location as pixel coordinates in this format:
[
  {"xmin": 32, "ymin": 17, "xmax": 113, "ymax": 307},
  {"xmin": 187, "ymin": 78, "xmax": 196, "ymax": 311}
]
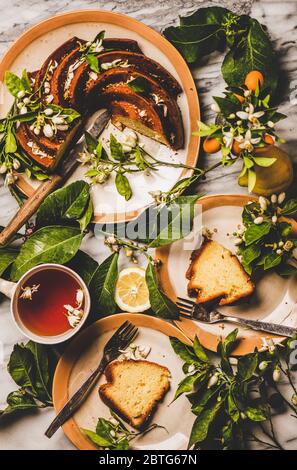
[{"xmin": 16, "ymin": 35, "xmax": 184, "ymax": 171}]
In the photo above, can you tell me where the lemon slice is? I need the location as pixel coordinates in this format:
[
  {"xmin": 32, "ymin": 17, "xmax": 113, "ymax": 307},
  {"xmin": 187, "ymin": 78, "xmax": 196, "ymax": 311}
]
[{"xmin": 115, "ymin": 267, "xmax": 150, "ymax": 313}]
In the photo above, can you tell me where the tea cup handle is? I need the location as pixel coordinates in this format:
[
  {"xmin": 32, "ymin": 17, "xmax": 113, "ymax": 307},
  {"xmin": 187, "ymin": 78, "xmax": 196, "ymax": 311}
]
[{"xmin": 0, "ymin": 278, "xmax": 16, "ymax": 299}]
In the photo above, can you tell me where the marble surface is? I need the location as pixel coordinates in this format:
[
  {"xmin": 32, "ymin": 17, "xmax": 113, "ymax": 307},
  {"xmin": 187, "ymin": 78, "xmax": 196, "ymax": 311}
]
[{"xmin": 0, "ymin": 0, "xmax": 297, "ymax": 450}]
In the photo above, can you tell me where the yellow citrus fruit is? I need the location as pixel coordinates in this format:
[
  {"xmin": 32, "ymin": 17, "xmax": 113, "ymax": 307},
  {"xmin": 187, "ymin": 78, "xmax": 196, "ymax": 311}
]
[
  {"xmin": 238, "ymin": 146, "xmax": 293, "ymax": 196},
  {"xmin": 115, "ymin": 267, "xmax": 150, "ymax": 313}
]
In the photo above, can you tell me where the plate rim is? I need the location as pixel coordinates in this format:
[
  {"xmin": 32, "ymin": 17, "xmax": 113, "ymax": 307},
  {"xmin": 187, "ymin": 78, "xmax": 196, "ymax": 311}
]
[
  {"xmin": 0, "ymin": 9, "xmax": 200, "ymax": 224},
  {"xmin": 156, "ymin": 193, "xmax": 287, "ymax": 356},
  {"xmin": 52, "ymin": 312, "xmax": 192, "ymax": 450}
]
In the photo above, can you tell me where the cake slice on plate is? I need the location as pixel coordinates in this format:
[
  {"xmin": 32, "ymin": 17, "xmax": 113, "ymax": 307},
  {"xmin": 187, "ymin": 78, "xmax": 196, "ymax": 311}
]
[
  {"xmin": 99, "ymin": 359, "xmax": 170, "ymax": 429},
  {"xmin": 186, "ymin": 239, "xmax": 254, "ymax": 306}
]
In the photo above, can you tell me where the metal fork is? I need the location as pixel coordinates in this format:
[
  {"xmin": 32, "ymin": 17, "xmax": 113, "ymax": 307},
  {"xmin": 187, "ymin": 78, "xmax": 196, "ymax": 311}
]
[
  {"xmin": 45, "ymin": 320, "xmax": 138, "ymax": 438},
  {"xmin": 176, "ymin": 296, "xmax": 297, "ymax": 338}
]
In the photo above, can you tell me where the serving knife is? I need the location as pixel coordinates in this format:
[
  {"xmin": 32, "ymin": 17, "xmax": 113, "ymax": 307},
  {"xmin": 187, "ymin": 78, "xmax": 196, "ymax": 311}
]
[{"xmin": 0, "ymin": 110, "xmax": 110, "ymax": 246}]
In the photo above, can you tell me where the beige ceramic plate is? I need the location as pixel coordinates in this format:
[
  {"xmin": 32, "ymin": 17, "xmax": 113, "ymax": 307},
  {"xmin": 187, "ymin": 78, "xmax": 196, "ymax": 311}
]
[
  {"xmin": 156, "ymin": 194, "xmax": 297, "ymax": 356},
  {"xmin": 52, "ymin": 313, "xmax": 195, "ymax": 450},
  {"xmin": 0, "ymin": 10, "xmax": 200, "ymax": 224}
]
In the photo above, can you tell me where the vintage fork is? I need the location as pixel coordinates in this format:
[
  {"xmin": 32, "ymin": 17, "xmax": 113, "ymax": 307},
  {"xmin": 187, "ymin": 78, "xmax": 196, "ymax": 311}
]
[
  {"xmin": 45, "ymin": 320, "xmax": 138, "ymax": 438},
  {"xmin": 176, "ymin": 296, "xmax": 297, "ymax": 338}
]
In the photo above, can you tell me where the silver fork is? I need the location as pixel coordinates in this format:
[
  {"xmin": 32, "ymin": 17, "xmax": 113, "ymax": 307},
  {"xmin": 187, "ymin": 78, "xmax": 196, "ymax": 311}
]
[
  {"xmin": 176, "ymin": 296, "xmax": 297, "ymax": 338},
  {"xmin": 45, "ymin": 320, "xmax": 138, "ymax": 438}
]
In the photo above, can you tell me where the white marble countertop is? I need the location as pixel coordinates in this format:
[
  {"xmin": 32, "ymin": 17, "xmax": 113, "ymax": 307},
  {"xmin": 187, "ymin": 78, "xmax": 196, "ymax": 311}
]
[{"xmin": 1, "ymin": 0, "xmax": 297, "ymax": 450}]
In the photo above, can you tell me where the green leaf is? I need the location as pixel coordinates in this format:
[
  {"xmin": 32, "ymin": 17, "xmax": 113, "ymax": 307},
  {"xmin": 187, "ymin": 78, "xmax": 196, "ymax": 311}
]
[
  {"xmin": 0, "ymin": 391, "xmax": 38, "ymax": 417},
  {"xmin": 67, "ymin": 250, "xmax": 99, "ymax": 287},
  {"xmin": 21, "ymin": 69, "xmax": 32, "ymax": 91},
  {"xmin": 7, "ymin": 344, "xmax": 37, "ymax": 393},
  {"xmin": 146, "ymin": 262, "xmax": 179, "ymax": 319},
  {"xmin": 127, "ymin": 76, "xmax": 151, "ymax": 94},
  {"xmin": 148, "ymin": 195, "xmax": 200, "ymax": 247},
  {"xmin": 169, "ymin": 337, "xmax": 197, "ymax": 363},
  {"xmin": 48, "ymin": 104, "xmax": 80, "ymax": 123},
  {"xmin": 193, "ymin": 336, "xmax": 210, "ymax": 363},
  {"xmin": 180, "ymin": 6, "xmax": 230, "ymax": 27},
  {"xmin": 115, "ymin": 173, "xmax": 132, "ymax": 201},
  {"xmin": 5, "ymin": 129, "xmax": 17, "ymax": 154},
  {"xmin": 0, "ymin": 248, "xmax": 19, "ymax": 276},
  {"xmin": 244, "ymin": 221, "xmax": 271, "ymax": 246},
  {"xmin": 189, "ymin": 399, "xmax": 224, "ymax": 447},
  {"xmin": 89, "ymin": 253, "xmax": 119, "ymax": 314},
  {"xmin": 4, "ymin": 71, "xmax": 25, "ymax": 97},
  {"xmin": 213, "ymin": 96, "xmax": 238, "ymax": 117},
  {"xmin": 85, "ymin": 54, "xmax": 100, "ymax": 73},
  {"xmin": 85, "ymin": 131, "xmax": 98, "ymax": 153},
  {"xmin": 246, "ymin": 405, "xmax": 268, "ymax": 422},
  {"xmin": 174, "ymin": 371, "xmax": 204, "ymax": 400},
  {"xmin": 222, "ymin": 18, "xmax": 279, "ymax": 94},
  {"xmin": 237, "ymin": 352, "xmax": 258, "ymax": 381},
  {"xmin": 78, "ymin": 197, "xmax": 93, "ymax": 231},
  {"xmin": 191, "ymin": 386, "xmax": 220, "ymax": 416},
  {"xmin": 36, "ymin": 181, "xmax": 91, "ymax": 228},
  {"xmin": 264, "ymin": 252, "xmax": 282, "ymax": 270},
  {"xmin": 110, "ymin": 134, "xmax": 124, "ymax": 161},
  {"xmin": 11, "ymin": 226, "xmax": 83, "ymax": 281},
  {"xmin": 247, "ymin": 169, "xmax": 256, "ymax": 192},
  {"xmin": 95, "ymin": 417, "xmax": 117, "ymax": 445},
  {"xmin": 253, "ymin": 157, "xmax": 276, "ymax": 167},
  {"xmin": 82, "ymin": 429, "xmax": 112, "ymax": 448},
  {"xmin": 227, "ymin": 393, "xmax": 240, "ymax": 422},
  {"xmin": 163, "ymin": 23, "xmax": 225, "ymax": 64},
  {"xmin": 217, "ymin": 329, "xmax": 238, "ymax": 375},
  {"xmin": 281, "ymin": 199, "xmax": 297, "ymax": 216},
  {"xmin": 25, "ymin": 342, "xmax": 52, "ymax": 402},
  {"xmin": 241, "ymin": 244, "xmax": 261, "ymax": 267}
]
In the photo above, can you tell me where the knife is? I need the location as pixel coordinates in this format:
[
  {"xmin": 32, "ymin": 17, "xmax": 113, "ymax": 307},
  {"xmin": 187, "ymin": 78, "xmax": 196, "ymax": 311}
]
[{"xmin": 0, "ymin": 110, "xmax": 110, "ymax": 246}]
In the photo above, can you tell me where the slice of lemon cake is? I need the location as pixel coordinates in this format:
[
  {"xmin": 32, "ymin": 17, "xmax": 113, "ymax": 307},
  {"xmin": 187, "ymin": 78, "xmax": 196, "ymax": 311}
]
[
  {"xmin": 186, "ymin": 239, "xmax": 254, "ymax": 306},
  {"xmin": 99, "ymin": 359, "xmax": 170, "ymax": 429}
]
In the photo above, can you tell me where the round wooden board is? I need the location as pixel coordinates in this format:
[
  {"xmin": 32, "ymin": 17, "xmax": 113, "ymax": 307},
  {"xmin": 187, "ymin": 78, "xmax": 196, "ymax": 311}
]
[{"xmin": 0, "ymin": 10, "xmax": 200, "ymax": 224}]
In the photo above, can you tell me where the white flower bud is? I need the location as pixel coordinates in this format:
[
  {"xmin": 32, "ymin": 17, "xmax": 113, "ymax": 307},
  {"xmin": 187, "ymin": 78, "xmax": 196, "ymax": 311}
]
[
  {"xmin": 43, "ymin": 124, "xmax": 54, "ymax": 138},
  {"xmin": 259, "ymin": 361, "xmax": 269, "ymax": 371},
  {"xmin": 276, "ymin": 249, "xmax": 282, "ymax": 255},
  {"xmin": 228, "ymin": 113, "xmax": 235, "ymax": 119},
  {"xmin": 0, "ymin": 163, "xmax": 7, "ymax": 174},
  {"xmin": 278, "ymin": 192, "xmax": 286, "ymax": 204},
  {"xmin": 207, "ymin": 374, "xmax": 218, "ymax": 389},
  {"xmin": 229, "ymin": 357, "xmax": 238, "ymax": 365},
  {"xmin": 17, "ymin": 102, "xmax": 23, "ymax": 109},
  {"xmin": 110, "ymin": 430, "xmax": 116, "ymax": 438},
  {"xmin": 273, "ymin": 367, "xmax": 281, "ymax": 382},
  {"xmin": 17, "ymin": 90, "xmax": 25, "ymax": 99},
  {"xmin": 5, "ymin": 172, "xmax": 17, "ymax": 186},
  {"xmin": 234, "ymin": 237, "xmax": 243, "ymax": 246},
  {"xmin": 106, "ymin": 235, "xmax": 117, "ymax": 245},
  {"xmin": 13, "ymin": 159, "xmax": 21, "ymax": 170},
  {"xmin": 44, "ymin": 108, "xmax": 54, "ymax": 116},
  {"xmin": 259, "ymin": 196, "xmax": 268, "ymax": 211},
  {"xmin": 34, "ymin": 127, "xmax": 40, "ymax": 135},
  {"xmin": 271, "ymin": 194, "xmax": 277, "ymax": 203},
  {"xmin": 254, "ymin": 216, "xmax": 264, "ymax": 225},
  {"xmin": 52, "ymin": 116, "xmax": 65, "ymax": 125},
  {"xmin": 20, "ymin": 106, "xmax": 28, "ymax": 114},
  {"xmin": 236, "ymin": 120, "xmax": 242, "ymax": 125},
  {"xmin": 244, "ymin": 89, "xmax": 251, "ymax": 97},
  {"xmin": 267, "ymin": 121, "xmax": 275, "ymax": 128},
  {"xmin": 240, "ymin": 412, "xmax": 247, "ymax": 420},
  {"xmin": 23, "ymin": 97, "xmax": 30, "ymax": 105},
  {"xmin": 211, "ymin": 102, "xmax": 220, "ymax": 113},
  {"xmin": 187, "ymin": 364, "xmax": 196, "ymax": 374},
  {"xmin": 272, "ymin": 215, "xmax": 277, "ymax": 224},
  {"xmin": 56, "ymin": 124, "xmax": 69, "ymax": 131},
  {"xmin": 122, "ymin": 144, "xmax": 133, "ymax": 153}
]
